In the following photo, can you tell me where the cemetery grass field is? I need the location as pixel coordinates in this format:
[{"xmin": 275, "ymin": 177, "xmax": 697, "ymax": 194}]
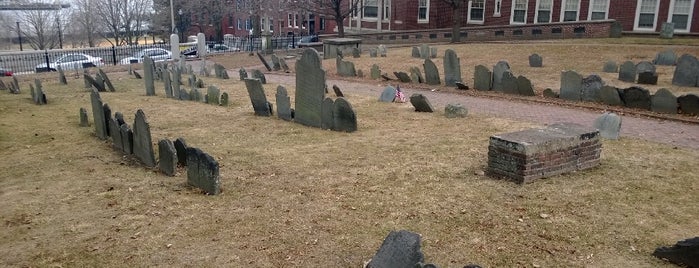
[{"xmin": 1, "ymin": 39, "xmax": 699, "ymax": 267}]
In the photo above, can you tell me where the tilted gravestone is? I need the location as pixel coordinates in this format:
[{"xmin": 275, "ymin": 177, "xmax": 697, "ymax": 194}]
[
  {"xmin": 90, "ymin": 90, "xmax": 108, "ymax": 140},
  {"xmin": 370, "ymin": 64, "xmax": 381, "ymax": 80},
  {"xmin": 276, "ymin": 85, "xmax": 293, "ymax": 121},
  {"xmin": 98, "ymin": 69, "xmax": 115, "ymax": 92},
  {"xmin": 143, "ymin": 56, "xmax": 156, "ymax": 96},
  {"xmin": 295, "ymin": 48, "xmax": 326, "ymax": 128},
  {"xmin": 95, "ymin": 71, "xmax": 106, "ymax": 90},
  {"xmin": 618, "ymin": 61, "xmax": 636, "ymax": 83},
  {"xmin": 321, "ymin": 97, "xmax": 334, "ymax": 130},
  {"xmin": 213, "ymin": 63, "xmax": 230, "ymax": 79},
  {"xmin": 516, "ymin": 75, "xmax": 535, "ymax": 96},
  {"xmin": 11, "ymin": 75, "xmax": 20, "ymax": 93},
  {"xmin": 163, "ymin": 69, "xmax": 173, "ymax": 98},
  {"xmin": 366, "ymin": 230, "xmax": 425, "ymax": 268},
  {"xmin": 560, "ymin": 70, "xmax": 583, "ymax": 101},
  {"xmin": 84, "ymin": 73, "xmax": 105, "ymax": 92},
  {"xmin": 501, "ymin": 71, "xmax": 519, "ymax": 95},
  {"xmin": 244, "ymin": 78, "xmax": 273, "ymax": 116},
  {"xmin": 411, "ymin": 47, "xmax": 421, "ymax": 58},
  {"xmin": 186, "ymin": 147, "xmax": 221, "ymax": 195},
  {"xmin": 79, "ymin": 107, "xmax": 89, "ymax": 127},
  {"xmin": 394, "ymin": 71, "xmax": 411, "ymax": 83},
  {"xmin": 443, "ymin": 49, "xmax": 462, "ymax": 87},
  {"xmin": 410, "ymin": 94, "xmax": 434, "ymax": 112},
  {"xmin": 652, "ymin": 237, "xmax": 699, "ymax": 268},
  {"xmin": 132, "ymin": 109, "xmax": 156, "ymax": 167},
  {"xmin": 620, "ymin": 86, "xmax": 651, "ymax": 110},
  {"xmin": 379, "ymin": 86, "xmax": 396, "ymax": 102},
  {"xmin": 678, "ymin": 93, "xmax": 699, "ymax": 115},
  {"xmin": 174, "ymin": 138, "xmax": 188, "ymax": 166},
  {"xmin": 32, "ymin": 79, "xmax": 47, "ymax": 105},
  {"xmin": 239, "ymin": 68, "xmax": 248, "ymax": 80},
  {"xmin": 581, "ymin": 74, "xmax": 603, "ymax": 102},
  {"xmin": 409, "ymin": 67, "xmax": 424, "ymax": 83},
  {"xmin": 158, "ymin": 139, "xmax": 177, "ymax": 176},
  {"xmin": 602, "ymin": 60, "xmax": 618, "ymax": 73},
  {"xmin": 57, "ymin": 65, "xmax": 67, "ymax": 85},
  {"xmin": 593, "ymin": 112, "xmax": 622, "ymax": 139},
  {"xmin": 336, "ymin": 56, "xmax": 357, "ymax": 77},
  {"xmin": 474, "ymin": 65, "xmax": 492, "ymax": 91},
  {"xmin": 207, "ymin": 85, "xmax": 220, "ymax": 105},
  {"xmin": 332, "ymin": 84, "xmax": 344, "ymax": 97},
  {"xmin": 251, "ymin": 69, "xmax": 267, "ymax": 84},
  {"xmin": 492, "ymin": 61, "xmax": 511, "ymax": 92},
  {"xmin": 271, "ymin": 54, "xmax": 281, "ymax": 71},
  {"xmin": 651, "ymin": 88, "xmax": 678, "ymax": 114},
  {"xmin": 529, "ymin": 53, "xmax": 543, "ymax": 67},
  {"xmin": 423, "ymin": 59, "xmax": 441, "ymax": 85},
  {"xmin": 600, "ymin": 86, "xmax": 622, "ymax": 106},
  {"xmin": 0, "ymin": 79, "xmax": 7, "ymax": 90},
  {"xmin": 279, "ymin": 58, "xmax": 290, "ymax": 73},
  {"xmin": 256, "ymin": 52, "xmax": 272, "ymax": 71},
  {"xmin": 455, "ymin": 82, "xmax": 468, "ymax": 89},
  {"xmin": 220, "ymin": 92, "xmax": 229, "ymax": 106},
  {"xmin": 672, "ymin": 54, "xmax": 699, "ymax": 87},
  {"xmin": 653, "ymin": 50, "xmax": 677, "ymax": 65},
  {"xmin": 333, "ymin": 98, "xmax": 357, "ymax": 132},
  {"xmin": 445, "ymin": 103, "xmax": 468, "ymax": 118},
  {"xmin": 638, "ymin": 71, "xmax": 658, "ymax": 85},
  {"xmin": 378, "ymin": 45, "xmax": 387, "ymax": 57},
  {"xmin": 119, "ymin": 123, "xmax": 134, "ymax": 155}
]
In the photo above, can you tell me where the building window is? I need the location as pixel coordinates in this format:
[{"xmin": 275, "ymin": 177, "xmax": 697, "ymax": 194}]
[
  {"xmin": 237, "ymin": 18, "xmax": 242, "ymax": 30},
  {"xmin": 588, "ymin": 0, "xmax": 609, "ymax": 20},
  {"xmin": 561, "ymin": 0, "xmax": 580, "ymax": 21},
  {"xmin": 511, "ymin": 0, "xmax": 528, "ymax": 24},
  {"xmin": 535, "ymin": 0, "xmax": 552, "ymax": 23},
  {"xmin": 418, "ymin": 0, "xmax": 429, "ymax": 22},
  {"xmin": 494, "ymin": 0, "xmax": 502, "ymax": 16},
  {"xmin": 384, "ymin": 0, "xmax": 391, "ymax": 20},
  {"xmin": 295, "ymin": 14, "xmax": 299, "ymax": 28},
  {"xmin": 363, "ymin": 0, "xmax": 378, "ymax": 18},
  {"xmin": 245, "ymin": 18, "xmax": 251, "ymax": 30},
  {"xmin": 288, "ymin": 14, "xmax": 293, "ymax": 27},
  {"xmin": 320, "ymin": 16, "xmax": 326, "ymax": 30},
  {"xmin": 669, "ymin": 0, "xmax": 695, "ymax": 31},
  {"xmin": 468, "ymin": 0, "xmax": 485, "ymax": 23},
  {"xmin": 269, "ymin": 19, "xmax": 274, "ymax": 32},
  {"xmin": 635, "ymin": 0, "xmax": 659, "ymax": 30}
]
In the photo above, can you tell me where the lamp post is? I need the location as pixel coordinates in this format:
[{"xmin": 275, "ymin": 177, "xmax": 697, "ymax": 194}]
[
  {"xmin": 16, "ymin": 21, "xmax": 22, "ymax": 51},
  {"xmin": 178, "ymin": 9, "xmax": 184, "ymax": 40}
]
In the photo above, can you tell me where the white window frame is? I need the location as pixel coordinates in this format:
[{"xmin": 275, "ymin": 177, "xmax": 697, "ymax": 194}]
[
  {"xmin": 560, "ymin": 0, "xmax": 580, "ymax": 22},
  {"xmin": 418, "ymin": 0, "xmax": 429, "ymax": 23},
  {"xmin": 634, "ymin": 0, "xmax": 661, "ymax": 31},
  {"xmin": 587, "ymin": 0, "xmax": 609, "ymax": 20},
  {"xmin": 510, "ymin": 0, "xmax": 528, "ymax": 24},
  {"xmin": 494, "ymin": 0, "xmax": 502, "ymax": 17},
  {"xmin": 668, "ymin": 0, "xmax": 695, "ymax": 32},
  {"xmin": 467, "ymin": 0, "xmax": 485, "ymax": 24},
  {"xmin": 534, "ymin": 0, "xmax": 553, "ymax": 23},
  {"xmin": 363, "ymin": 0, "xmax": 379, "ymax": 19},
  {"xmin": 383, "ymin": 0, "xmax": 391, "ymax": 21},
  {"xmin": 287, "ymin": 14, "xmax": 293, "ymax": 27}
]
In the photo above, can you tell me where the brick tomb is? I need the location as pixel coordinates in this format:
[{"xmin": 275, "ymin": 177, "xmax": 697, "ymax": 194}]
[{"xmin": 486, "ymin": 123, "xmax": 601, "ymax": 183}]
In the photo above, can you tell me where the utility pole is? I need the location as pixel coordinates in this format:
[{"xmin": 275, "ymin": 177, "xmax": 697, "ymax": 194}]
[
  {"xmin": 16, "ymin": 21, "xmax": 22, "ymax": 51},
  {"xmin": 170, "ymin": 0, "xmax": 176, "ymax": 34},
  {"xmin": 57, "ymin": 17, "xmax": 63, "ymax": 49}
]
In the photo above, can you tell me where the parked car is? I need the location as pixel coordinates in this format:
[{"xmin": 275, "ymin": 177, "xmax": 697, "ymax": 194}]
[
  {"xmin": 289, "ymin": 35, "xmax": 319, "ymax": 48},
  {"xmin": 119, "ymin": 48, "xmax": 172, "ymax": 65},
  {"xmin": 35, "ymin": 53, "xmax": 103, "ymax": 72},
  {"xmin": 0, "ymin": 66, "xmax": 13, "ymax": 76},
  {"xmin": 181, "ymin": 44, "xmax": 239, "ymax": 58}
]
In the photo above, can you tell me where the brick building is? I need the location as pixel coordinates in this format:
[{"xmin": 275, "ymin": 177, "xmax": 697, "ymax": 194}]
[{"xmin": 345, "ymin": 0, "xmax": 699, "ymax": 34}]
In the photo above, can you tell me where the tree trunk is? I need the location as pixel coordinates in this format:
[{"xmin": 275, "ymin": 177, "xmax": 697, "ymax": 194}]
[
  {"xmin": 336, "ymin": 17, "xmax": 345, "ymax": 37},
  {"xmin": 451, "ymin": 3, "xmax": 462, "ymax": 43}
]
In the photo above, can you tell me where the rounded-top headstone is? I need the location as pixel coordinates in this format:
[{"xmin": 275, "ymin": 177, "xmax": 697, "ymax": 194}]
[
  {"xmin": 170, "ymin": 34, "xmax": 180, "ymax": 61},
  {"xmin": 593, "ymin": 112, "xmax": 622, "ymax": 140}
]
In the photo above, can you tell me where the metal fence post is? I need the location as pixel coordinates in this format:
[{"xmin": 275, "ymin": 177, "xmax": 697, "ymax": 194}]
[
  {"xmin": 44, "ymin": 50, "xmax": 50, "ymax": 71},
  {"xmin": 111, "ymin": 46, "xmax": 117, "ymax": 65}
]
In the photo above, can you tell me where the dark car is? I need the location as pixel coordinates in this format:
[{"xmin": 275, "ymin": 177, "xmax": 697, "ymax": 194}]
[{"xmin": 289, "ymin": 35, "xmax": 319, "ymax": 48}]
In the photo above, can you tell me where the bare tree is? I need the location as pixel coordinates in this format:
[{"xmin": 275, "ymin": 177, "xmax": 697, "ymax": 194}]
[
  {"xmin": 15, "ymin": 8, "xmax": 62, "ymax": 50},
  {"xmin": 72, "ymin": 0, "xmax": 101, "ymax": 47},
  {"xmin": 94, "ymin": 0, "xmax": 151, "ymax": 46},
  {"xmin": 441, "ymin": 0, "xmax": 465, "ymax": 43},
  {"xmin": 291, "ymin": 0, "xmax": 361, "ymax": 37}
]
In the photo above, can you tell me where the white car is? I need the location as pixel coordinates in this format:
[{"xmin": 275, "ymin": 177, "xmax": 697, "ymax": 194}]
[
  {"xmin": 35, "ymin": 53, "xmax": 103, "ymax": 72},
  {"xmin": 119, "ymin": 48, "xmax": 172, "ymax": 65}
]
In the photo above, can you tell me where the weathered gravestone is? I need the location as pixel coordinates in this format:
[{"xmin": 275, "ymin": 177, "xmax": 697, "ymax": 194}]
[
  {"xmin": 600, "ymin": 86, "xmax": 623, "ymax": 106},
  {"xmin": 352, "ymin": 47, "xmax": 361, "ymax": 58},
  {"xmin": 214, "ymin": 63, "xmax": 230, "ymax": 79},
  {"xmin": 332, "ymin": 84, "xmax": 344, "ymax": 97},
  {"xmin": 672, "ymin": 54, "xmax": 699, "ymax": 87},
  {"xmin": 542, "ymin": 88, "xmax": 558, "ymax": 98},
  {"xmin": 593, "ymin": 112, "xmax": 622, "ymax": 139},
  {"xmin": 333, "ymin": 97, "xmax": 357, "ymax": 132},
  {"xmin": 90, "ymin": 90, "xmax": 108, "ymax": 140},
  {"xmin": 653, "ymin": 50, "xmax": 677, "ymax": 65},
  {"xmin": 560, "ymin": 70, "xmax": 583, "ymax": 101},
  {"xmin": 251, "ymin": 69, "xmax": 267, "ymax": 84},
  {"xmin": 256, "ymin": 52, "xmax": 272, "ymax": 71},
  {"xmin": 79, "ymin": 107, "xmax": 89, "ymax": 127},
  {"xmin": 379, "ymin": 86, "xmax": 396, "ymax": 102},
  {"xmin": 57, "ymin": 65, "xmax": 67, "ymax": 85},
  {"xmin": 279, "ymin": 58, "xmax": 290, "ymax": 73},
  {"xmin": 170, "ymin": 34, "xmax": 180, "ymax": 62},
  {"xmin": 158, "ymin": 139, "xmax": 177, "ymax": 176},
  {"xmin": 369, "ymin": 48, "xmax": 377, "ymax": 57},
  {"xmin": 409, "ymin": 67, "xmax": 424, "ymax": 84},
  {"xmin": 378, "ymin": 45, "xmax": 387, "ymax": 57},
  {"xmin": 336, "ymin": 56, "xmax": 357, "ymax": 77},
  {"xmin": 529, "ymin": 53, "xmax": 543, "ymax": 67},
  {"xmin": 220, "ymin": 92, "xmax": 229, "ymax": 106},
  {"xmin": 276, "ymin": 85, "xmax": 293, "ymax": 121},
  {"xmin": 423, "ymin": 59, "xmax": 440, "ymax": 85},
  {"xmin": 11, "ymin": 76, "xmax": 20, "ymax": 93},
  {"xmin": 474, "ymin": 65, "xmax": 492, "ymax": 91},
  {"xmin": 207, "ymin": 85, "xmax": 220, "ymax": 105},
  {"xmin": 620, "ymin": 87, "xmax": 652, "ymax": 110},
  {"xmin": 98, "ymin": 69, "xmax": 115, "ymax": 92},
  {"xmin": 186, "ymin": 147, "xmax": 221, "ymax": 195},
  {"xmin": 420, "ymin": 44, "xmax": 430, "ymax": 59},
  {"xmin": 163, "ymin": 69, "xmax": 173, "ymax": 98},
  {"xmin": 190, "ymin": 88, "xmax": 203, "ymax": 102},
  {"xmin": 103, "ymin": 104, "xmax": 112, "ymax": 137},
  {"xmin": 239, "ymin": 68, "xmax": 248, "ymax": 80},
  {"xmin": 84, "ymin": 73, "xmax": 105, "ymax": 92},
  {"xmin": 651, "ymin": 88, "xmax": 677, "ymax": 114},
  {"xmin": 357, "ymin": 69, "xmax": 364, "ymax": 78},
  {"xmin": 201, "ymin": 61, "xmax": 210, "ymax": 77},
  {"xmin": 430, "ymin": 47, "xmax": 437, "ymax": 59},
  {"xmin": 410, "ymin": 94, "xmax": 434, "ymax": 112},
  {"xmin": 196, "ymin": 32, "xmax": 206, "ymax": 58},
  {"xmin": 370, "ymin": 64, "xmax": 381, "ymax": 79},
  {"xmin": 109, "ymin": 118, "xmax": 123, "ymax": 151},
  {"xmin": 492, "ymin": 61, "xmax": 511, "ymax": 92},
  {"xmin": 321, "ymin": 97, "xmax": 334, "ymax": 130},
  {"xmin": 602, "ymin": 60, "xmax": 618, "ymax": 73},
  {"xmin": 660, "ymin": 22, "xmax": 675, "ymax": 39},
  {"xmin": 174, "ymin": 138, "xmax": 188, "ymax": 166},
  {"xmin": 366, "ymin": 230, "xmax": 425, "ymax": 268},
  {"xmin": 133, "ymin": 70, "xmax": 142, "ymax": 79},
  {"xmin": 445, "ymin": 103, "xmax": 468, "ymax": 118},
  {"xmin": 271, "ymin": 54, "xmax": 281, "ymax": 71},
  {"xmin": 636, "ymin": 61, "xmax": 656, "ymax": 74},
  {"xmin": 652, "ymin": 237, "xmax": 699, "ymax": 268},
  {"xmin": 637, "ymin": 71, "xmax": 658, "ymax": 85},
  {"xmin": 172, "ymin": 69, "xmax": 182, "ymax": 98},
  {"xmin": 143, "ymin": 56, "xmax": 156, "ymax": 96},
  {"xmin": 32, "ymin": 79, "xmax": 46, "ymax": 105},
  {"xmin": 581, "ymin": 74, "xmax": 603, "ymax": 102},
  {"xmin": 443, "ymin": 49, "xmax": 462, "ymax": 87},
  {"xmin": 516, "ymin": 75, "xmax": 535, "ymax": 96},
  {"xmin": 501, "ymin": 71, "xmax": 519, "ymax": 95},
  {"xmin": 678, "ymin": 93, "xmax": 699, "ymax": 115},
  {"xmin": 411, "ymin": 47, "xmax": 421, "ymax": 58},
  {"xmin": 295, "ymin": 49, "xmax": 326, "ymax": 128},
  {"xmin": 618, "ymin": 61, "xmax": 636, "ymax": 83},
  {"xmin": 132, "ymin": 109, "xmax": 156, "ymax": 167},
  {"xmin": 244, "ymin": 78, "xmax": 273, "ymax": 116},
  {"xmin": 0, "ymin": 79, "xmax": 7, "ymax": 90},
  {"xmin": 119, "ymin": 124, "xmax": 134, "ymax": 155},
  {"xmin": 394, "ymin": 71, "xmax": 411, "ymax": 83}
]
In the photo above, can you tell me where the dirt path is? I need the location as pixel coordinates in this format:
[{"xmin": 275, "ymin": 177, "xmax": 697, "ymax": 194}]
[{"xmin": 265, "ymin": 73, "xmax": 699, "ymax": 150}]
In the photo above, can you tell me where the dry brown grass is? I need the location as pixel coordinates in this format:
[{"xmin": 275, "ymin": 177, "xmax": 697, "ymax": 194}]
[{"xmin": 1, "ymin": 38, "xmax": 699, "ymax": 267}]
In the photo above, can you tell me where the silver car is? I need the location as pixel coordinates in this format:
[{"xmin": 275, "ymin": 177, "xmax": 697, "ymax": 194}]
[
  {"xmin": 35, "ymin": 53, "xmax": 103, "ymax": 72},
  {"xmin": 120, "ymin": 48, "xmax": 172, "ymax": 65}
]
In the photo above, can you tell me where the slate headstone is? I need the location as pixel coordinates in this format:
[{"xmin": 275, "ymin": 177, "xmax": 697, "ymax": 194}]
[
  {"xmin": 351, "ymin": 47, "xmax": 361, "ymax": 58},
  {"xmin": 294, "ymin": 48, "xmax": 326, "ymax": 128},
  {"xmin": 143, "ymin": 56, "xmax": 155, "ymax": 96},
  {"xmin": 420, "ymin": 44, "xmax": 430, "ymax": 59},
  {"xmin": 410, "ymin": 94, "xmax": 434, "ymax": 112},
  {"xmin": 321, "ymin": 97, "xmax": 334, "ymax": 130},
  {"xmin": 516, "ymin": 75, "xmax": 535, "ymax": 96},
  {"xmin": 678, "ymin": 93, "xmax": 699, "ymax": 115},
  {"xmin": 637, "ymin": 71, "xmax": 658, "ymax": 85},
  {"xmin": 276, "ymin": 85, "xmax": 292, "ymax": 121},
  {"xmin": 163, "ymin": 68, "xmax": 173, "ymax": 97},
  {"xmin": 0, "ymin": 79, "xmax": 7, "ymax": 90},
  {"xmin": 57, "ymin": 65, "xmax": 67, "ymax": 85},
  {"xmin": 501, "ymin": 71, "xmax": 519, "ymax": 95},
  {"xmin": 560, "ymin": 70, "xmax": 583, "ymax": 101},
  {"xmin": 133, "ymin": 70, "xmax": 142, "ymax": 79},
  {"xmin": 251, "ymin": 69, "xmax": 267, "ymax": 84},
  {"xmin": 378, "ymin": 45, "xmax": 387, "ymax": 57},
  {"xmin": 620, "ymin": 87, "xmax": 652, "ymax": 110},
  {"xmin": 239, "ymin": 68, "xmax": 248, "ymax": 80},
  {"xmin": 636, "ymin": 61, "xmax": 656, "ymax": 74},
  {"xmin": 220, "ymin": 92, "xmax": 229, "ymax": 106},
  {"xmin": 492, "ymin": 61, "xmax": 511, "ymax": 92},
  {"xmin": 333, "ymin": 98, "xmax": 357, "ymax": 132},
  {"xmin": 528, "ymin": 53, "xmax": 543, "ymax": 67},
  {"xmin": 366, "ymin": 230, "xmax": 425, "ymax": 268},
  {"xmin": 332, "ymin": 85, "xmax": 344, "ymax": 97},
  {"xmin": 207, "ymin": 85, "xmax": 220, "ymax": 105},
  {"xmin": 244, "ymin": 78, "xmax": 272, "ymax": 116},
  {"xmin": 423, "ymin": 59, "xmax": 440, "ymax": 85},
  {"xmin": 90, "ymin": 90, "xmax": 107, "ymax": 140},
  {"xmin": 174, "ymin": 137, "xmax": 188, "ymax": 166},
  {"xmin": 369, "ymin": 48, "xmax": 377, "ymax": 57},
  {"xmin": 660, "ymin": 22, "xmax": 674, "ymax": 39},
  {"xmin": 79, "ymin": 107, "xmax": 89, "ymax": 127},
  {"xmin": 409, "ymin": 67, "xmax": 424, "ymax": 84},
  {"xmin": 186, "ymin": 147, "xmax": 221, "ymax": 195},
  {"xmin": 581, "ymin": 74, "xmax": 603, "ymax": 102},
  {"xmin": 379, "ymin": 86, "xmax": 396, "ymax": 102},
  {"xmin": 214, "ymin": 63, "xmax": 230, "ymax": 79},
  {"xmin": 102, "ymin": 104, "xmax": 111, "ymax": 137},
  {"xmin": 652, "ymin": 237, "xmax": 699, "ymax": 268},
  {"xmin": 600, "ymin": 86, "xmax": 623, "ymax": 106},
  {"xmin": 394, "ymin": 71, "xmax": 411, "ymax": 83},
  {"xmin": 474, "ymin": 65, "xmax": 492, "ymax": 91},
  {"xmin": 602, "ymin": 61, "xmax": 618, "ymax": 73},
  {"xmin": 618, "ymin": 61, "xmax": 636, "ymax": 83},
  {"xmin": 443, "ymin": 49, "xmax": 462, "ymax": 87},
  {"xmin": 109, "ymin": 118, "xmax": 123, "ymax": 151},
  {"xmin": 542, "ymin": 88, "xmax": 558, "ymax": 98},
  {"xmin": 279, "ymin": 58, "xmax": 290, "ymax": 73},
  {"xmin": 445, "ymin": 103, "xmax": 468, "ymax": 118},
  {"xmin": 672, "ymin": 54, "xmax": 699, "ymax": 87},
  {"xmin": 411, "ymin": 47, "xmax": 421, "ymax": 58},
  {"xmin": 132, "ymin": 109, "xmax": 156, "ymax": 167},
  {"xmin": 593, "ymin": 112, "xmax": 622, "ymax": 139},
  {"xmin": 120, "ymin": 124, "xmax": 133, "ymax": 155},
  {"xmin": 256, "ymin": 52, "xmax": 272, "ymax": 71},
  {"xmin": 370, "ymin": 64, "xmax": 381, "ymax": 80},
  {"xmin": 271, "ymin": 54, "xmax": 281, "ymax": 71},
  {"xmin": 158, "ymin": 139, "xmax": 177, "ymax": 176},
  {"xmin": 98, "ymin": 69, "xmax": 115, "ymax": 92},
  {"xmin": 430, "ymin": 47, "xmax": 437, "ymax": 58},
  {"xmin": 336, "ymin": 56, "xmax": 357, "ymax": 77},
  {"xmin": 84, "ymin": 73, "xmax": 105, "ymax": 92},
  {"xmin": 654, "ymin": 50, "xmax": 677, "ymax": 65},
  {"xmin": 651, "ymin": 88, "xmax": 677, "ymax": 114}
]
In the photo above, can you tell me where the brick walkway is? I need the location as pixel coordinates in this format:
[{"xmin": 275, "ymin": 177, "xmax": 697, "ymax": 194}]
[{"xmin": 266, "ymin": 73, "xmax": 699, "ymax": 150}]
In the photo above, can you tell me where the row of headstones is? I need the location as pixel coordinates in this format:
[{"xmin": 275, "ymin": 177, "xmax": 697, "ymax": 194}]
[
  {"xmin": 472, "ymin": 61, "xmax": 535, "ymax": 96},
  {"xmin": 365, "ymin": 230, "xmax": 482, "ymax": 268},
  {"xmin": 239, "ymin": 68, "xmax": 267, "ymax": 84},
  {"xmin": 411, "ymin": 44, "xmax": 438, "ymax": 59},
  {"xmin": 558, "ymin": 70, "xmax": 699, "ymax": 114},
  {"xmin": 0, "ymin": 76, "xmax": 22, "ymax": 94},
  {"xmin": 603, "ymin": 53, "xmax": 699, "ymax": 87},
  {"xmin": 83, "ymin": 68, "xmax": 116, "ymax": 92},
  {"xmin": 334, "ymin": 45, "xmax": 388, "ymax": 59},
  {"xmin": 365, "ymin": 50, "xmax": 461, "ymax": 88},
  {"xmin": 378, "ymin": 85, "xmax": 470, "ymax": 117},
  {"xmin": 86, "ymin": 90, "xmax": 221, "ymax": 194}
]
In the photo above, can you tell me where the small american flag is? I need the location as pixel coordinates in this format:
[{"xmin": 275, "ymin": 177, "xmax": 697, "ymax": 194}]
[{"xmin": 394, "ymin": 85, "xmax": 407, "ymax": 103}]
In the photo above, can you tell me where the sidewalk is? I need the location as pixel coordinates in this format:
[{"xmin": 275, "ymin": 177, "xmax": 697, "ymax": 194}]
[{"xmin": 266, "ymin": 73, "xmax": 699, "ymax": 150}]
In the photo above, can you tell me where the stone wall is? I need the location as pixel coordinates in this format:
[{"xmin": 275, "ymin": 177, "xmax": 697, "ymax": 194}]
[{"xmin": 486, "ymin": 123, "xmax": 601, "ymax": 183}]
